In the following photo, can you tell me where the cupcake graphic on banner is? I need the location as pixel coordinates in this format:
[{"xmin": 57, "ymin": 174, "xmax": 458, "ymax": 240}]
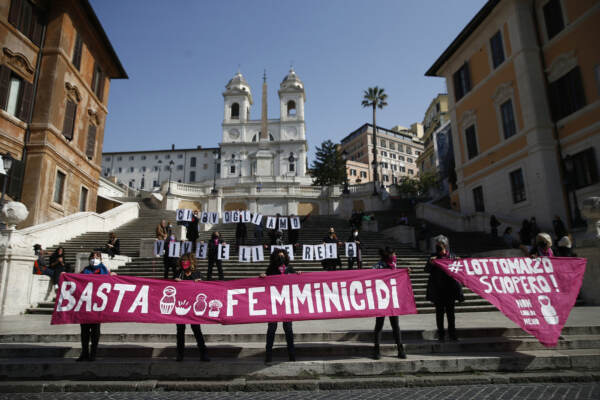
[{"xmin": 160, "ymin": 286, "xmax": 177, "ymax": 315}]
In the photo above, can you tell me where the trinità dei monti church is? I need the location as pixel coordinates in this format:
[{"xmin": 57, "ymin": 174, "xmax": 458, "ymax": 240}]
[{"xmin": 102, "ymin": 69, "xmax": 347, "ymax": 216}]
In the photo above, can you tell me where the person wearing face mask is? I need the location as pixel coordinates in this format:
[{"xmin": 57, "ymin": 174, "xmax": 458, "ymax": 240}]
[
  {"xmin": 260, "ymin": 249, "xmax": 301, "ymax": 363},
  {"xmin": 207, "ymin": 231, "xmax": 225, "ymax": 281},
  {"xmin": 173, "ymin": 253, "xmax": 209, "ymax": 362},
  {"xmin": 529, "ymin": 233, "xmax": 554, "ymax": 257},
  {"xmin": 156, "ymin": 219, "xmax": 169, "ymax": 240},
  {"xmin": 425, "ymin": 235, "xmax": 463, "ymax": 342},
  {"xmin": 186, "ymin": 211, "xmax": 200, "ymax": 244},
  {"xmin": 163, "ymin": 233, "xmax": 179, "ymax": 279},
  {"xmin": 48, "ymin": 247, "xmax": 68, "ymax": 291},
  {"xmin": 78, "ymin": 252, "xmax": 116, "ymax": 361},
  {"xmin": 372, "ymin": 247, "xmax": 407, "ymax": 359},
  {"xmin": 347, "ymin": 228, "xmax": 362, "ymax": 269},
  {"xmin": 322, "ymin": 227, "xmax": 342, "ymax": 271}
]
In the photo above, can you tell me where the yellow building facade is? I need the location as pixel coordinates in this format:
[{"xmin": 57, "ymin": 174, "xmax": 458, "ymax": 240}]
[{"xmin": 426, "ymin": 0, "xmax": 600, "ymax": 228}]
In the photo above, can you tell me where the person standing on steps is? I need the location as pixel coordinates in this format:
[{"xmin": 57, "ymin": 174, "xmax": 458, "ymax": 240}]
[
  {"xmin": 235, "ymin": 220, "xmax": 247, "ymax": 249},
  {"xmin": 48, "ymin": 247, "xmax": 68, "ymax": 292},
  {"xmin": 260, "ymin": 248, "xmax": 300, "ymax": 364},
  {"xmin": 174, "ymin": 253, "xmax": 209, "ymax": 362},
  {"xmin": 207, "ymin": 231, "xmax": 225, "ymax": 281},
  {"xmin": 372, "ymin": 247, "xmax": 407, "ymax": 360},
  {"xmin": 163, "ymin": 233, "xmax": 179, "ymax": 279},
  {"xmin": 77, "ymin": 252, "xmax": 116, "ymax": 362},
  {"xmin": 347, "ymin": 227, "xmax": 362, "ymax": 269},
  {"xmin": 322, "ymin": 227, "xmax": 342, "ymax": 271},
  {"xmin": 186, "ymin": 211, "xmax": 200, "ymax": 245},
  {"xmin": 156, "ymin": 219, "xmax": 169, "ymax": 240},
  {"xmin": 425, "ymin": 235, "xmax": 463, "ymax": 342}
]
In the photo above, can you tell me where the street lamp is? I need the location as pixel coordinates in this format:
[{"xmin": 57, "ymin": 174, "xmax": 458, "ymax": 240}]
[
  {"xmin": 341, "ymin": 150, "xmax": 349, "ymax": 194},
  {"xmin": 166, "ymin": 160, "xmax": 174, "ymax": 195},
  {"xmin": 564, "ymin": 155, "xmax": 585, "ymax": 227},
  {"xmin": 0, "ymin": 152, "xmax": 14, "ymax": 205},
  {"xmin": 212, "ymin": 149, "xmax": 220, "ymax": 194}
]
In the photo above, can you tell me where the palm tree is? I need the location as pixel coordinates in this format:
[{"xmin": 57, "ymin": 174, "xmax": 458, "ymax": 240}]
[{"xmin": 362, "ymin": 86, "xmax": 388, "ymax": 195}]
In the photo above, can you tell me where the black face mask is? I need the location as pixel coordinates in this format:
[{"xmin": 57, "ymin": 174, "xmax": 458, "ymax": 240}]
[
  {"xmin": 278, "ymin": 256, "xmax": 285, "ymax": 266},
  {"xmin": 435, "ymin": 245, "xmax": 444, "ymax": 254}
]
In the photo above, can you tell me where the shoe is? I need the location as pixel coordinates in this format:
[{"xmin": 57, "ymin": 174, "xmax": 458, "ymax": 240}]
[
  {"xmin": 397, "ymin": 344, "xmax": 407, "ymax": 359},
  {"xmin": 372, "ymin": 349, "xmax": 381, "ymax": 360},
  {"xmin": 449, "ymin": 335, "xmax": 458, "ymax": 341},
  {"xmin": 288, "ymin": 354, "xmax": 296, "ymax": 362},
  {"xmin": 176, "ymin": 353, "xmax": 184, "ymax": 362},
  {"xmin": 76, "ymin": 354, "xmax": 88, "ymax": 362},
  {"xmin": 265, "ymin": 352, "xmax": 272, "ymax": 364},
  {"xmin": 200, "ymin": 351, "xmax": 210, "ymax": 362}
]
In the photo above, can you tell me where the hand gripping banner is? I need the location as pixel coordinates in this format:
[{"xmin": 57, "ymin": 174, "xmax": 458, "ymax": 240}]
[
  {"xmin": 433, "ymin": 257, "xmax": 586, "ymax": 347},
  {"xmin": 51, "ymin": 269, "xmax": 416, "ymax": 325}
]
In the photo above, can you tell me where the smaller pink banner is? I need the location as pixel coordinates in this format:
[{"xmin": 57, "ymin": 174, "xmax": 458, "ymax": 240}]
[
  {"xmin": 51, "ymin": 269, "xmax": 416, "ymax": 325},
  {"xmin": 433, "ymin": 257, "xmax": 586, "ymax": 347}
]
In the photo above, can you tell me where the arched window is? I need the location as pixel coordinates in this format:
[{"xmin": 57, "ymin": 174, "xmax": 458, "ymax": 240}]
[
  {"xmin": 287, "ymin": 100, "xmax": 296, "ymax": 116},
  {"xmin": 231, "ymin": 103, "xmax": 239, "ymax": 119},
  {"xmin": 252, "ymin": 134, "xmax": 257, "ymax": 142}
]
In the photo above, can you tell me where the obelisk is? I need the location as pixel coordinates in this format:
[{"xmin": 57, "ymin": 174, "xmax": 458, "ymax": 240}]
[
  {"xmin": 256, "ymin": 70, "xmax": 273, "ymax": 175},
  {"xmin": 260, "ymin": 70, "xmax": 268, "ymax": 142}
]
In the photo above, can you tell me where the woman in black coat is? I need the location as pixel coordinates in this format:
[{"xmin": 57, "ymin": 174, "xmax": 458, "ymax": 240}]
[
  {"xmin": 260, "ymin": 248, "xmax": 300, "ymax": 363},
  {"xmin": 206, "ymin": 231, "xmax": 225, "ymax": 281},
  {"xmin": 186, "ymin": 211, "xmax": 200, "ymax": 244},
  {"xmin": 48, "ymin": 247, "xmax": 67, "ymax": 289},
  {"xmin": 425, "ymin": 235, "xmax": 464, "ymax": 341}
]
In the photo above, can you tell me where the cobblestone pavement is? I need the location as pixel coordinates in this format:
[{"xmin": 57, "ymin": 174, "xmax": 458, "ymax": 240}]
[{"xmin": 1, "ymin": 383, "xmax": 599, "ymax": 400}]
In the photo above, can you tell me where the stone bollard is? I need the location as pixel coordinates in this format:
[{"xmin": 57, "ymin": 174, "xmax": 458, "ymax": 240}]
[
  {"xmin": 0, "ymin": 202, "xmax": 37, "ymax": 315},
  {"xmin": 575, "ymin": 197, "xmax": 600, "ymax": 305}
]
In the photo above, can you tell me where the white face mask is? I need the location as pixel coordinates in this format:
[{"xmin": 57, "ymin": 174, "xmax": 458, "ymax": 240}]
[
  {"xmin": 91, "ymin": 259, "xmax": 101, "ymax": 266},
  {"xmin": 354, "ymin": 232, "xmax": 358, "ymax": 237}
]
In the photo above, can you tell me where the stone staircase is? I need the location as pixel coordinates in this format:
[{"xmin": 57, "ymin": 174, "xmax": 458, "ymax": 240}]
[
  {"xmin": 27, "ymin": 209, "xmax": 496, "ymax": 315},
  {"xmin": 0, "ymin": 325, "xmax": 598, "ymax": 391}
]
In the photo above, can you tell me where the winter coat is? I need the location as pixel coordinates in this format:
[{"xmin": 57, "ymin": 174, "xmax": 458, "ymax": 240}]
[{"xmin": 425, "ymin": 252, "xmax": 464, "ymax": 304}]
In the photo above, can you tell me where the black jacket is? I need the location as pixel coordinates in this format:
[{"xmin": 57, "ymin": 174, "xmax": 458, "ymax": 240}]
[
  {"xmin": 208, "ymin": 237, "xmax": 223, "ymax": 259},
  {"xmin": 265, "ymin": 263, "xmax": 296, "ymax": 276},
  {"xmin": 425, "ymin": 253, "xmax": 464, "ymax": 304},
  {"xmin": 186, "ymin": 216, "xmax": 199, "ymax": 242}
]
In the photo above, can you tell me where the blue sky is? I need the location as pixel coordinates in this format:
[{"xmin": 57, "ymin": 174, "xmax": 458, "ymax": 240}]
[{"xmin": 92, "ymin": 0, "xmax": 487, "ymax": 162}]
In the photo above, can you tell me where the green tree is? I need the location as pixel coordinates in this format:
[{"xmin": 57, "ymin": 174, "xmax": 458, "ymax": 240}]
[
  {"xmin": 362, "ymin": 86, "xmax": 388, "ymax": 194},
  {"xmin": 418, "ymin": 171, "xmax": 439, "ymax": 194},
  {"xmin": 311, "ymin": 140, "xmax": 346, "ymax": 186}
]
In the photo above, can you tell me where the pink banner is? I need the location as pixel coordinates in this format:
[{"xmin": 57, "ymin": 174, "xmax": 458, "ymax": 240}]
[
  {"xmin": 51, "ymin": 269, "xmax": 416, "ymax": 325},
  {"xmin": 433, "ymin": 257, "xmax": 586, "ymax": 347}
]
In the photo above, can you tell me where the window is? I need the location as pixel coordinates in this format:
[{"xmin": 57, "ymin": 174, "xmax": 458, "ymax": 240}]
[
  {"xmin": 117, "ymin": 156, "xmax": 122, "ymax": 161},
  {"xmin": 104, "ymin": 157, "xmax": 111, "ymax": 162},
  {"xmin": 176, "ymin": 165, "xmax": 183, "ymax": 170},
  {"xmin": 190, "ymin": 157, "xmax": 196, "ymax": 167},
  {"xmin": 465, "ymin": 125, "xmax": 478, "ymax": 159},
  {"xmin": 389, "ymin": 142, "xmax": 395, "ymax": 150},
  {"xmin": 79, "ymin": 187, "xmax": 88, "ymax": 211},
  {"xmin": 570, "ymin": 148, "xmax": 599, "ymax": 189},
  {"xmin": 383, "ymin": 175, "xmax": 389, "ymax": 182},
  {"xmin": 490, "ymin": 30, "xmax": 505, "ymax": 69},
  {"xmin": 360, "ymin": 171, "xmax": 367, "ymax": 178},
  {"xmin": 380, "ymin": 139, "xmax": 386, "ymax": 148},
  {"xmin": 407, "ymin": 158, "xmax": 413, "ymax": 163},
  {"xmin": 118, "ymin": 167, "xmax": 122, "ymax": 173},
  {"xmin": 289, "ymin": 163, "xmax": 295, "ymax": 172},
  {"xmin": 85, "ymin": 124, "xmax": 96, "ymax": 159},
  {"xmin": 141, "ymin": 166, "xmax": 146, "ymax": 172},
  {"xmin": 472, "ymin": 186, "xmax": 485, "ymax": 212},
  {"xmin": 91, "ymin": 62, "xmax": 104, "ymax": 101},
  {"xmin": 8, "ymin": 0, "xmax": 43, "ymax": 46},
  {"xmin": 128, "ymin": 167, "xmax": 134, "ymax": 173},
  {"xmin": 177, "ymin": 154, "xmax": 183, "ymax": 159},
  {"xmin": 216, "ymin": 163, "xmax": 221, "ymax": 173},
  {"xmin": 189, "ymin": 171, "xmax": 196, "ymax": 182},
  {"xmin": 153, "ymin": 166, "xmax": 158, "ymax": 171},
  {"xmin": 129, "ymin": 156, "xmax": 134, "ymax": 161},
  {"xmin": 499, "ymin": 99, "xmax": 517, "ymax": 139},
  {"xmin": 230, "ymin": 165, "xmax": 236, "ymax": 174},
  {"xmin": 400, "ymin": 166, "xmax": 406, "ymax": 172},
  {"xmin": 287, "ymin": 100, "xmax": 296, "ymax": 116},
  {"xmin": 350, "ymin": 169, "xmax": 357, "ymax": 176},
  {"xmin": 129, "ymin": 179, "xmax": 135, "ymax": 187},
  {"xmin": 153, "ymin": 180, "xmax": 158, "ymax": 187},
  {"xmin": 203, "ymin": 163, "xmax": 208, "ymax": 170},
  {"xmin": 509, "ymin": 169, "xmax": 526, "ymax": 203},
  {"xmin": 53, "ymin": 171, "xmax": 66, "ymax": 204},
  {"xmin": 406, "ymin": 147, "xmax": 412, "ymax": 155},
  {"xmin": 62, "ymin": 99, "xmax": 77, "ymax": 140},
  {"xmin": 548, "ymin": 67, "xmax": 586, "ymax": 121},
  {"xmin": 543, "ymin": 0, "xmax": 564, "ymax": 40},
  {"xmin": 398, "ymin": 155, "xmax": 405, "ymax": 161},
  {"xmin": 453, "ymin": 63, "xmax": 472, "ymax": 101},
  {"xmin": 397, "ymin": 144, "xmax": 404, "ymax": 152},
  {"xmin": 231, "ymin": 103, "xmax": 239, "ymax": 119},
  {"xmin": 391, "ymin": 153, "xmax": 396, "ymax": 160},
  {"xmin": 141, "ymin": 155, "xmax": 146, "ymax": 160},
  {"xmin": 0, "ymin": 66, "xmax": 33, "ymax": 120},
  {"xmin": 72, "ymin": 33, "xmax": 83, "ymax": 70},
  {"xmin": 408, "ymin": 169, "xmax": 414, "ymax": 175}
]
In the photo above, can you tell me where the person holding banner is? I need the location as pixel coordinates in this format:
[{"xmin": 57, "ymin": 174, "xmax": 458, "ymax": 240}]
[
  {"xmin": 260, "ymin": 248, "xmax": 300, "ymax": 363},
  {"xmin": 372, "ymin": 247, "xmax": 407, "ymax": 359},
  {"xmin": 173, "ymin": 253, "xmax": 210, "ymax": 362},
  {"xmin": 77, "ymin": 252, "xmax": 116, "ymax": 362},
  {"xmin": 347, "ymin": 228, "xmax": 362, "ymax": 269},
  {"xmin": 236, "ymin": 221, "xmax": 247, "ymax": 249},
  {"xmin": 163, "ymin": 234, "xmax": 179, "ymax": 279},
  {"xmin": 529, "ymin": 233, "xmax": 554, "ymax": 257},
  {"xmin": 425, "ymin": 235, "xmax": 463, "ymax": 342},
  {"xmin": 207, "ymin": 232, "xmax": 225, "ymax": 281}
]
